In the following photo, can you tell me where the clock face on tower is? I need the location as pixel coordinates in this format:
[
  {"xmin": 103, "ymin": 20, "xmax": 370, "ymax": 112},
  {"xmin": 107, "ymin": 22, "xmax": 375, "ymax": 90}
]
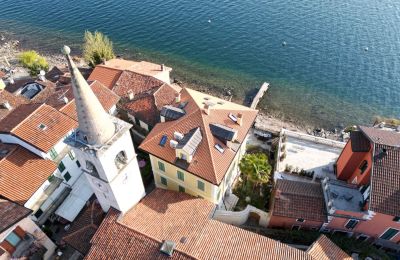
[{"xmin": 92, "ymin": 179, "xmax": 108, "ymax": 192}]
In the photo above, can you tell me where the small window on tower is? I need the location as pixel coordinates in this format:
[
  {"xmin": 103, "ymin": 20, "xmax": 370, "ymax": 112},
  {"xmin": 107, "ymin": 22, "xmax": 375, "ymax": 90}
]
[
  {"xmin": 115, "ymin": 151, "xmax": 128, "ymax": 169},
  {"xmin": 359, "ymin": 160, "xmax": 368, "ymax": 174},
  {"xmin": 86, "ymin": 161, "xmax": 99, "ymax": 178}
]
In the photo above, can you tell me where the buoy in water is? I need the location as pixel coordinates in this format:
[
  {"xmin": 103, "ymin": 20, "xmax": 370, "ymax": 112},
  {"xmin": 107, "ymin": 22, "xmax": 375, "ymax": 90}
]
[
  {"xmin": 282, "ymin": 41, "xmax": 287, "ymax": 46},
  {"xmin": 364, "ymin": 47, "xmax": 369, "ymax": 51},
  {"xmin": 208, "ymin": 19, "xmax": 211, "ymax": 23}
]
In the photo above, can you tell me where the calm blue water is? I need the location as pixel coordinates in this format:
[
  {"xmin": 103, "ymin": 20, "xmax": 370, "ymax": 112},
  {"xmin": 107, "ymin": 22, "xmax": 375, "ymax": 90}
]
[{"xmin": 1, "ymin": 0, "xmax": 400, "ymax": 127}]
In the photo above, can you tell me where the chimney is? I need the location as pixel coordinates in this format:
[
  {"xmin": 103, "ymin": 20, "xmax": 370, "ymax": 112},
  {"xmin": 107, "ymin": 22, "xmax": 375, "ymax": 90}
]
[
  {"xmin": 38, "ymin": 70, "xmax": 46, "ymax": 82},
  {"xmin": 2, "ymin": 101, "xmax": 12, "ymax": 110},
  {"xmin": 127, "ymin": 90, "xmax": 134, "ymax": 101},
  {"xmin": 173, "ymin": 131, "xmax": 184, "ymax": 141},
  {"xmin": 9, "ymin": 77, "xmax": 14, "ymax": 84},
  {"xmin": 63, "ymin": 96, "xmax": 69, "ymax": 104},
  {"xmin": 161, "ymin": 64, "xmax": 165, "ymax": 71},
  {"xmin": 236, "ymin": 113, "xmax": 243, "ymax": 126},
  {"xmin": 203, "ymin": 104, "xmax": 210, "ymax": 115},
  {"xmin": 175, "ymin": 92, "xmax": 181, "ymax": 103},
  {"xmin": 170, "ymin": 140, "xmax": 178, "ymax": 149}
]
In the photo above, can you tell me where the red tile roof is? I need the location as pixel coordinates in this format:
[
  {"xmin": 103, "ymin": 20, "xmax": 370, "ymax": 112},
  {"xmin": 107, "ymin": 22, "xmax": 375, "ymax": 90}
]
[
  {"xmin": 0, "ymin": 199, "xmax": 31, "ymax": 233},
  {"xmin": 359, "ymin": 125, "xmax": 400, "ymax": 147},
  {"xmin": 0, "ymin": 103, "xmax": 78, "ymax": 152},
  {"xmin": 272, "ymin": 179, "xmax": 327, "ymax": 222},
  {"xmin": 5, "ymin": 79, "xmax": 57, "ymax": 103},
  {"xmin": 307, "ymin": 235, "xmax": 351, "ymax": 260},
  {"xmin": 139, "ymin": 88, "xmax": 258, "ymax": 185},
  {"xmin": 0, "ymin": 89, "xmax": 28, "ymax": 120},
  {"xmin": 87, "ymin": 66, "xmax": 122, "ymax": 89},
  {"xmin": 0, "ymin": 143, "xmax": 57, "ymax": 205},
  {"xmin": 86, "ymin": 189, "xmax": 313, "ymax": 260},
  {"xmin": 113, "ymin": 70, "xmax": 165, "ymax": 97},
  {"xmin": 63, "ymin": 198, "xmax": 105, "ymax": 255},
  {"xmin": 369, "ymin": 143, "xmax": 400, "ymax": 216}
]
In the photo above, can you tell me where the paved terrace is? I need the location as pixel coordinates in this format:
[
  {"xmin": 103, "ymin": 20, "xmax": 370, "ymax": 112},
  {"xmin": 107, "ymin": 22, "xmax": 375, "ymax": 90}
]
[{"xmin": 276, "ymin": 130, "xmax": 346, "ymax": 182}]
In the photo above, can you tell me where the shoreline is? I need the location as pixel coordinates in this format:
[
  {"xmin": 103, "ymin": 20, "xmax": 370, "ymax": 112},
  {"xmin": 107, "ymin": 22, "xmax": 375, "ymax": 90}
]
[{"xmin": 0, "ymin": 34, "xmax": 344, "ymax": 141}]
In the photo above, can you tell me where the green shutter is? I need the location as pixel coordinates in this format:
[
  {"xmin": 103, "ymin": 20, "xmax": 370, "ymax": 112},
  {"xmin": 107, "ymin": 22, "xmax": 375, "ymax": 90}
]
[
  {"xmin": 64, "ymin": 172, "xmax": 71, "ymax": 182},
  {"xmin": 76, "ymin": 160, "xmax": 81, "ymax": 168},
  {"xmin": 197, "ymin": 180, "xmax": 205, "ymax": 191},
  {"xmin": 158, "ymin": 161, "xmax": 165, "ymax": 172},
  {"xmin": 161, "ymin": 176, "xmax": 167, "ymax": 186},
  {"xmin": 68, "ymin": 151, "xmax": 75, "ymax": 160},
  {"xmin": 177, "ymin": 171, "xmax": 184, "ymax": 181},
  {"xmin": 49, "ymin": 148, "xmax": 58, "ymax": 159},
  {"xmin": 179, "ymin": 186, "xmax": 185, "ymax": 193},
  {"xmin": 58, "ymin": 161, "xmax": 66, "ymax": 172}
]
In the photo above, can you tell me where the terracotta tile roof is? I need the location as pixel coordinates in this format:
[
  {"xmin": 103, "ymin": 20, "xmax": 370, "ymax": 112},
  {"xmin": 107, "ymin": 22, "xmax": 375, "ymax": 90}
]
[
  {"xmin": 112, "ymin": 70, "xmax": 165, "ymax": 97},
  {"xmin": 0, "ymin": 199, "xmax": 31, "ymax": 233},
  {"xmin": 0, "ymin": 89, "xmax": 28, "ymax": 120},
  {"xmin": 369, "ymin": 143, "xmax": 400, "ymax": 216},
  {"xmin": 139, "ymin": 88, "xmax": 258, "ymax": 185},
  {"xmin": 102, "ymin": 59, "xmax": 172, "ymax": 78},
  {"xmin": 272, "ymin": 179, "xmax": 327, "ymax": 222},
  {"xmin": 45, "ymin": 66, "xmax": 69, "ymax": 83},
  {"xmin": 350, "ymin": 131, "xmax": 371, "ymax": 152},
  {"xmin": 0, "ymin": 143, "xmax": 57, "ymax": 205},
  {"xmin": 0, "ymin": 103, "xmax": 78, "ymax": 152},
  {"xmin": 87, "ymin": 66, "xmax": 122, "ymax": 89},
  {"xmin": 87, "ymin": 189, "xmax": 313, "ymax": 260},
  {"xmin": 5, "ymin": 79, "xmax": 56, "ymax": 103},
  {"xmin": 307, "ymin": 235, "xmax": 351, "ymax": 260},
  {"xmin": 63, "ymin": 198, "xmax": 105, "ymax": 255},
  {"xmin": 123, "ymin": 95, "xmax": 159, "ymax": 126},
  {"xmin": 359, "ymin": 125, "xmax": 400, "ymax": 147}
]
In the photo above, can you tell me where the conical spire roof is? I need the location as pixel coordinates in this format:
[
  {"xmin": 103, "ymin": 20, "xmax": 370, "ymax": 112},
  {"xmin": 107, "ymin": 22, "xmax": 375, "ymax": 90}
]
[{"xmin": 62, "ymin": 46, "xmax": 115, "ymax": 145}]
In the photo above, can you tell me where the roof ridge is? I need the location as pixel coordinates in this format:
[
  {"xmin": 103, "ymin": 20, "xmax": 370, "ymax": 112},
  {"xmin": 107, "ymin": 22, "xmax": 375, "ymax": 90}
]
[{"xmin": 10, "ymin": 103, "xmax": 45, "ymax": 133}]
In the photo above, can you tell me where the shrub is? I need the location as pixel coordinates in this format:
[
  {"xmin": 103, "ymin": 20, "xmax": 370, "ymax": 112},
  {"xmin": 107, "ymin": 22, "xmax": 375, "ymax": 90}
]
[
  {"xmin": 83, "ymin": 31, "xmax": 115, "ymax": 67},
  {"xmin": 19, "ymin": 50, "xmax": 49, "ymax": 76}
]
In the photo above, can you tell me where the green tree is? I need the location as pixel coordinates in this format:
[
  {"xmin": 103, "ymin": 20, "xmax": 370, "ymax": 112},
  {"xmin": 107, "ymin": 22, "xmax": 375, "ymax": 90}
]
[
  {"xmin": 83, "ymin": 31, "xmax": 115, "ymax": 67},
  {"xmin": 19, "ymin": 50, "xmax": 49, "ymax": 76},
  {"xmin": 239, "ymin": 153, "xmax": 272, "ymax": 192}
]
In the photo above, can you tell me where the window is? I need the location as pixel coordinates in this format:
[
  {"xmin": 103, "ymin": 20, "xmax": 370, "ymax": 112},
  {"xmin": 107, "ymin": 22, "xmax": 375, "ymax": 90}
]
[
  {"xmin": 359, "ymin": 160, "xmax": 368, "ymax": 174},
  {"xmin": 68, "ymin": 151, "xmax": 75, "ymax": 160},
  {"xmin": 197, "ymin": 180, "xmax": 205, "ymax": 191},
  {"xmin": 34, "ymin": 208, "xmax": 43, "ymax": 218},
  {"xmin": 160, "ymin": 176, "xmax": 167, "ymax": 186},
  {"xmin": 357, "ymin": 235, "xmax": 368, "ymax": 242},
  {"xmin": 177, "ymin": 171, "xmax": 184, "ymax": 181},
  {"xmin": 380, "ymin": 228, "xmax": 399, "ymax": 240},
  {"xmin": 76, "ymin": 160, "xmax": 81, "ymax": 168},
  {"xmin": 64, "ymin": 172, "xmax": 71, "ymax": 182},
  {"xmin": 393, "ymin": 216, "xmax": 400, "ymax": 222},
  {"xmin": 49, "ymin": 148, "xmax": 58, "ymax": 160},
  {"xmin": 158, "ymin": 161, "xmax": 165, "ymax": 172},
  {"xmin": 296, "ymin": 218, "xmax": 305, "ymax": 223},
  {"xmin": 58, "ymin": 161, "xmax": 66, "ymax": 172},
  {"xmin": 115, "ymin": 151, "xmax": 128, "ymax": 169},
  {"xmin": 86, "ymin": 161, "xmax": 99, "ymax": 178},
  {"xmin": 179, "ymin": 185, "xmax": 185, "ymax": 193},
  {"xmin": 5, "ymin": 232, "xmax": 21, "ymax": 247},
  {"xmin": 345, "ymin": 219, "xmax": 359, "ymax": 229}
]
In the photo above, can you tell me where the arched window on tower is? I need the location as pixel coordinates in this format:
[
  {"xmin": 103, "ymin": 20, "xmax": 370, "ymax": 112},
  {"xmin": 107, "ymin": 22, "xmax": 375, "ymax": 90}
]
[
  {"xmin": 86, "ymin": 161, "xmax": 99, "ymax": 178},
  {"xmin": 115, "ymin": 151, "xmax": 128, "ymax": 169}
]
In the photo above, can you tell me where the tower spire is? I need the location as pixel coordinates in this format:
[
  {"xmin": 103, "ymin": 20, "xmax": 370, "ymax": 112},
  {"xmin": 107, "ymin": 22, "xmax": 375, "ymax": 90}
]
[{"xmin": 62, "ymin": 46, "xmax": 115, "ymax": 145}]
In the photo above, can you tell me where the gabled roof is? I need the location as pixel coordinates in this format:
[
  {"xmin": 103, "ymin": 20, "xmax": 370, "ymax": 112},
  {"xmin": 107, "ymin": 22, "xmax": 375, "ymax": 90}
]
[
  {"xmin": 369, "ymin": 143, "xmax": 400, "ymax": 216},
  {"xmin": 0, "ymin": 89, "xmax": 28, "ymax": 120},
  {"xmin": 272, "ymin": 179, "xmax": 327, "ymax": 222},
  {"xmin": 359, "ymin": 125, "xmax": 400, "ymax": 147},
  {"xmin": 140, "ymin": 88, "xmax": 258, "ymax": 185},
  {"xmin": 86, "ymin": 189, "xmax": 313, "ymax": 260},
  {"xmin": 0, "ymin": 103, "xmax": 78, "ymax": 152},
  {"xmin": 0, "ymin": 143, "xmax": 57, "ymax": 205},
  {"xmin": 0, "ymin": 199, "xmax": 31, "ymax": 233},
  {"xmin": 112, "ymin": 70, "xmax": 165, "ymax": 96},
  {"xmin": 63, "ymin": 198, "xmax": 105, "ymax": 255},
  {"xmin": 176, "ymin": 127, "xmax": 202, "ymax": 155},
  {"xmin": 5, "ymin": 79, "xmax": 56, "ymax": 103},
  {"xmin": 87, "ymin": 66, "xmax": 122, "ymax": 89},
  {"xmin": 307, "ymin": 235, "xmax": 351, "ymax": 260}
]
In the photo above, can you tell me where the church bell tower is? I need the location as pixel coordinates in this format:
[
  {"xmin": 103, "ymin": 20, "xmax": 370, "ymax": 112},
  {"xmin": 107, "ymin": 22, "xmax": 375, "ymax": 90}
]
[{"xmin": 62, "ymin": 46, "xmax": 145, "ymax": 213}]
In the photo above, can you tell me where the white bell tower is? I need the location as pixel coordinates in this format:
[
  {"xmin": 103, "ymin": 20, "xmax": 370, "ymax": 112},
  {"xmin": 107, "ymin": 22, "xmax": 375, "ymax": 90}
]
[{"xmin": 62, "ymin": 46, "xmax": 145, "ymax": 213}]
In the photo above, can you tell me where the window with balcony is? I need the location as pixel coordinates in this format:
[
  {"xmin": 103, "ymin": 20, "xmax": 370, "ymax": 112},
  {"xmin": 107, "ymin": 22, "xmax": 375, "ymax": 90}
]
[
  {"xmin": 58, "ymin": 162, "xmax": 66, "ymax": 172},
  {"xmin": 158, "ymin": 161, "xmax": 165, "ymax": 172},
  {"xmin": 380, "ymin": 228, "xmax": 399, "ymax": 240},
  {"xmin": 177, "ymin": 171, "xmax": 184, "ymax": 181},
  {"xmin": 345, "ymin": 219, "xmax": 359, "ymax": 229},
  {"xmin": 197, "ymin": 180, "xmax": 205, "ymax": 191},
  {"xmin": 359, "ymin": 160, "xmax": 368, "ymax": 174}
]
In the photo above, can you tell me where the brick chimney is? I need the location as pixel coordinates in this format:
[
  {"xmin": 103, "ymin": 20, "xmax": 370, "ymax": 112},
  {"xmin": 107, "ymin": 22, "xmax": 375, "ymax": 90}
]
[{"xmin": 236, "ymin": 113, "xmax": 243, "ymax": 126}]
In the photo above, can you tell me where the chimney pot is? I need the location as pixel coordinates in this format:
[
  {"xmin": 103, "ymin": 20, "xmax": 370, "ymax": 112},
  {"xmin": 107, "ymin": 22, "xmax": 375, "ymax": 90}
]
[
  {"xmin": 128, "ymin": 90, "xmax": 134, "ymax": 101},
  {"xmin": 170, "ymin": 140, "xmax": 178, "ymax": 149},
  {"xmin": 175, "ymin": 92, "xmax": 181, "ymax": 103},
  {"xmin": 237, "ymin": 113, "xmax": 243, "ymax": 126}
]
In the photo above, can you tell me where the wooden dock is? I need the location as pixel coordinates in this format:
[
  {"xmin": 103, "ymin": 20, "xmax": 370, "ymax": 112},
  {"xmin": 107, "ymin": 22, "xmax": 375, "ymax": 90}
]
[{"xmin": 250, "ymin": 82, "xmax": 269, "ymax": 109}]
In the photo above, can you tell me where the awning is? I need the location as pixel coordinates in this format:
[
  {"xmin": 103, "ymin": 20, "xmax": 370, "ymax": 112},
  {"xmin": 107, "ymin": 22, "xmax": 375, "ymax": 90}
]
[{"xmin": 55, "ymin": 174, "xmax": 94, "ymax": 222}]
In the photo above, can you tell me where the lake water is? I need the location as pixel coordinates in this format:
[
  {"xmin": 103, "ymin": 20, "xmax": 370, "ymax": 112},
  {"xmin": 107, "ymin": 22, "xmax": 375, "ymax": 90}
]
[{"xmin": 1, "ymin": 0, "xmax": 400, "ymax": 128}]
